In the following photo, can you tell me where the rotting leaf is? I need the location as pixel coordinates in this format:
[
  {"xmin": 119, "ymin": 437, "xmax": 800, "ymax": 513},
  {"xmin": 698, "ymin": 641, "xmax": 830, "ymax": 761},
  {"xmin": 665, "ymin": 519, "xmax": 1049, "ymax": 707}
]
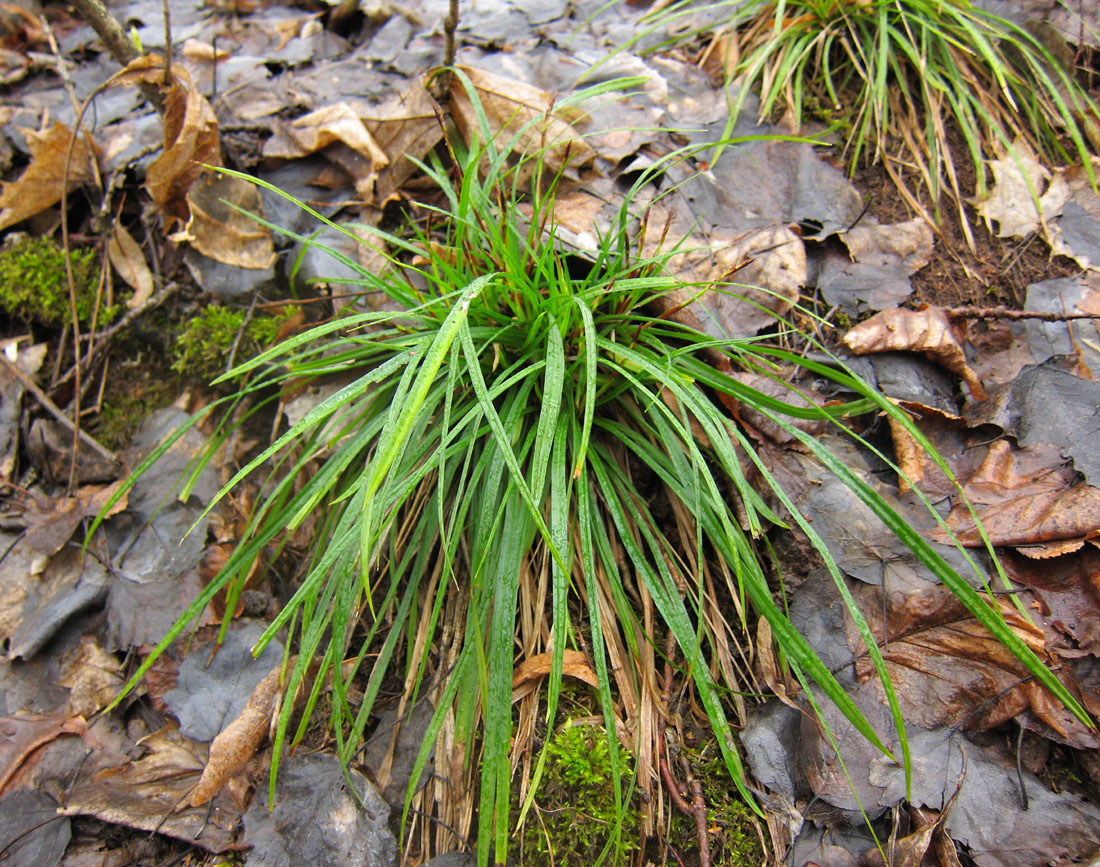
[
  {"xmin": 0, "ymin": 122, "xmax": 98, "ymax": 232},
  {"xmin": 449, "ymin": 65, "xmax": 596, "ymax": 179},
  {"xmin": 191, "ymin": 663, "xmax": 280, "ymax": 807},
  {"xmin": 183, "ymin": 173, "xmax": 277, "ymax": 269},
  {"xmin": 58, "ymin": 723, "xmax": 239, "ymax": 853},
  {"xmin": 0, "ymin": 713, "xmax": 88, "ymax": 796},
  {"xmin": 24, "ymin": 480, "xmax": 128, "ymax": 557},
  {"xmin": 850, "ymin": 577, "xmax": 1098, "ymax": 748},
  {"xmin": 932, "ymin": 440, "xmax": 1100, "ymax": 552},
  {"xmin": 106, "ymin": 224, "xmax": 154, "ymax": 309},
  {"xmin": 844, "ymin": 306, "xmax": 986, "ymax": 400}
]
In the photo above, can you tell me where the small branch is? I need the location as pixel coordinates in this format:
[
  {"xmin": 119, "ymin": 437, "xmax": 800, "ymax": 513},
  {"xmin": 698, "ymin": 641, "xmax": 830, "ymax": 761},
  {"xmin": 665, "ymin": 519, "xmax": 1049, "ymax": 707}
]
[
  {"xmin": 431, "ymin": 0, "xmax": 459, "ymax": 102},
  {"xmin": 69, "ymin": 0, "xmax": 163, "ymax": 112},
  {"xmin": 0, "ymin": 356, "xmax": 118, "ymax": 467},
  {"xmin": 942, "ymin": 305, "xmax": 1100, "ymax": 322}
]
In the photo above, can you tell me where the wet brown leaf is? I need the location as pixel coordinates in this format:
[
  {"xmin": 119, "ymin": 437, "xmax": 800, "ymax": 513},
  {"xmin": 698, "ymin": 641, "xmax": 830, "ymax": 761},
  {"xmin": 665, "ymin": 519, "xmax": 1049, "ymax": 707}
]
[
  {"xmin": 0, "ymin": 122, "xmax": 98, "ymax": 231},
  {"xmin": 0, "ymin": 713, "xmax": 87, "ymax": 795},
  {"xmin": 23, "ymin": 480, "xmax": 128, "ymax": 557},
  {"xmin": 449, "ymin": 66, "xmax": 595, "ymax": 180},
  {"xmin": 106, "ymin": 224, "xmax": 154, "ymax": 308},
  {"xmin": 191, "ymin": 664, "xmax": 280, "ymax": 807},
  {"xmin": 851, "ymin": 580, "xmax": 1098, "ymax": 748},
  {"xmin": 183, "ymin": 173, "xmax": 276, "ymax": 269},
  {"xmin": 58, "ymin": 638, "xmax": 124, "ymax": 718},
  {"xmin": 933, "ymin": 440, "xmax": 1100, "ymax": 551},
  {"xmin": 844, "ymin": 306, "xmax": 986, "ymax": 400},
  {"xmin": 263, "ymin": 103, "xmax": 388, "ymax": 198},
  {"xmin": 59, "ymin": 723, "xmax": 239, "ymax": 853}
]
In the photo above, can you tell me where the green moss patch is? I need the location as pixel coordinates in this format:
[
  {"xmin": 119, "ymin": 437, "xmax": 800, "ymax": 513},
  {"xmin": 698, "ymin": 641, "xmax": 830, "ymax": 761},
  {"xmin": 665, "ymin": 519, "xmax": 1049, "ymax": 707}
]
[{"xmin": 0, "ymin": 236, "xmax": 117, "ymax": 328}]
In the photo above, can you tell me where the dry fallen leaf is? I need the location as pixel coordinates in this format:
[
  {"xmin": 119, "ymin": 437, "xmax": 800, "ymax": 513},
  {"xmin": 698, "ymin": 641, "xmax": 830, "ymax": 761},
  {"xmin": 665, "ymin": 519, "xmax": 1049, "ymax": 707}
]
[
  {"xmin": 362, "ymin": 76, "xmax": 443, "ymax": 203},
  {"xmin": 512, "ymin": 649, "xmax": 599, "ymax": 703},
  {"xmin": 844, "ymin": 306, "xmax": 986, "ymax": 400},
  {"xmin": 0, "ymin": 713, "xmax": 88, "ymax": 795},
  {"xmin": 450, "ymin": 66, "xmax": 595, "ymax": 181},
  {"xmin": 191, "ymin": 664, "xmax": 281, "ymax": 807},
  {"xmin": 183, "ymin": 173, "xmax": 277, "ymax": 269},
  {"xmin": 972, "ymin": 141, "xmax": 1069, "ymax": 240},
  {"xmin": 263, "ymin": 103, "xmax": 389, "ymax": 199},
  {"xmin": 107, "ymin": 224, "xmax": 154, "ymax": 308},
  {"xmin": 0, "ymin": 122, "xmax": 98, "ymax": 231}
]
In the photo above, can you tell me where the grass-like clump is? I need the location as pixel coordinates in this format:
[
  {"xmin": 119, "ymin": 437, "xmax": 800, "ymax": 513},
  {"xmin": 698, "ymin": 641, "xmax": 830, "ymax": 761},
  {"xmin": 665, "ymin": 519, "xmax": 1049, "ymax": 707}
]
[
  {"xmin": 96, "ymin": 74, "xmax": 1092, "ymax": 864},
  {"xmin": 647, "ymin": 0, "xmax": 1099, "ymax": 229},
  {"xmin": 0, "ymin": 235, "xmax": 116, "ymax": 328}
]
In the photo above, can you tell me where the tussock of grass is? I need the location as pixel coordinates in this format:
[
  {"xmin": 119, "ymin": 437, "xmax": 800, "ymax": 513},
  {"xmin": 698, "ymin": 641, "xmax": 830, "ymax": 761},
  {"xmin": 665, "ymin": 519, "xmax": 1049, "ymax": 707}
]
[
  {"xmin": 642, "ymin": 0, "xmax": 1100, "ymax": 239},
  {"xmin": 93, "ymin": 72, "xmax": 1092, "ymax": 864}
]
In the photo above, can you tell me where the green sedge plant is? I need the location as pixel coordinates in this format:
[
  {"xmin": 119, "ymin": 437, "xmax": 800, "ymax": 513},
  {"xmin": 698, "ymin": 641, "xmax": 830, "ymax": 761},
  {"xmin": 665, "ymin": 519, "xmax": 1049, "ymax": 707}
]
[
  {"xmin": 633, "ymin": 0, "xmax": 1099, "ymax": 236},
  {"xmin": 94, "ymin": 73, "xmax": 1092, "ymax": 865}
]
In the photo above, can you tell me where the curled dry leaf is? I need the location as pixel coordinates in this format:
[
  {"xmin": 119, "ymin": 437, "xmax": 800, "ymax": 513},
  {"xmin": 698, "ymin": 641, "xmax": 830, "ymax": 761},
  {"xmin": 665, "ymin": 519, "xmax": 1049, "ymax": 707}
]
[
  {"xmin": 511, "ymin": 649, "xmax": 599, "ymax": 703},
  {"xmin": 191, "ymin": 664, "xmax": 281, "ymax": 807},
  {"xmin": 844, "ymin": 306, "xmax": 986, "ymax": 400},
  {"xmin": 362, "ymin": 76, "xmax": 443, "ymax": 203},
  {"xmin": 0, "ymin": 713, "xmax": 88, "ymax": 796},
  {"xmin": 263, "ymin": 102, "xmax": 389, "ymax": 198},
  {"xmin": 449, "ymin": 66, "xmax": 595, "ymax": 179},
  {"xmin": 184, "ymin": 173, "xmax": 276, "ymax": 269},
  {"xmin": 24, "ymin": 480, "xmax": 128, "ymax": 557},
  {"xmin": 106, "ymin": 224, "xmax": 154, "ymax": 308},
  {"xmin": 0, "ymin": 122, "xmax": 98, "ymax": 231}
]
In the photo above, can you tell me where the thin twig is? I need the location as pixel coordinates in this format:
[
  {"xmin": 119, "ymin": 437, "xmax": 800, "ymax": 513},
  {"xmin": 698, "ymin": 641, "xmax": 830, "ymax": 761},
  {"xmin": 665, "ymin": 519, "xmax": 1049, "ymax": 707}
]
[
  {"xmin": 68, "ymin": 0, "xmax": 163, "ymax": 112},
  {"xmin": 225, "ymin": 294, "xmax": 258, "ymax": 374},
  {"xmin": 0, "ymin": 355, "xmax": 118, "ymax": 466},
  {"xmin": 54, "ymin": 281, "xmax": 181, "ymax": 391},
  {"xmin": 162, "ymin": 0, "xmax": 172, "ymax": 87},
  {"xmin": 941, "ymin": 305, "xmax": 1100, "ymax": 322},
  {"xmin": 431, "ymin": 0, "xmax": 459, "ymax": 102}
]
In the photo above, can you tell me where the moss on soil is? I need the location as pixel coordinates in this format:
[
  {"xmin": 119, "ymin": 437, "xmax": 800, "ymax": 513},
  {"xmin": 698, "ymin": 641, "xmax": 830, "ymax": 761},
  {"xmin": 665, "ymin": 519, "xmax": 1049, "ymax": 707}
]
[
  {"xmin": 0, "ymin": 236, "xmax": 118, "ymax": 328},
  {"xmin": 172, "ymin": 305, "xmax": 289, "ymax": 381}
]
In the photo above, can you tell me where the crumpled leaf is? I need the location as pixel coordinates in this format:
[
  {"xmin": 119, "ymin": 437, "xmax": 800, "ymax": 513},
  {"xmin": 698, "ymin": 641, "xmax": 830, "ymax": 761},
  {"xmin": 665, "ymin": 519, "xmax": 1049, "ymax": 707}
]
[
  {"xmin": 1048, "ymin": 158, "xmax": 1100, "ymax": 271},
  {"xmin": 59, "ymin": 723, "xmax": 239, "ymax": 853},
  {"xmin": 263, "ymin": 102, "xmax": 389, "ymax": 198},
  {"xmin": 191, "ymin": 663, "xmax": 280, "ymax": 806},
  {"xmin": 0, "ymin": 122, "xmax": 98, "ymax": 231},
  {"xmin": 844, "ymin": 306, "xmax": 986, "ymax": 400},
  {"xmin": 817, "ymin": 218, "xmax": 933, "ymax": 314},
  {"xmin": 106, "ymin": 224, "xmax": 154, "ymax": 309},
  {"xmin": 23, "ymin": 480, "xmax": 128, "ymax": 557},
  {"xmin": 849, "ymin": 577, "xmax": 1097, "ymax": 748},
  {"xmin": 139, "ymin": 59, "xmax": 222, "ymax": 231},
  {"xmin": 58, "ymin": 638, "xmax": 124, "ymax": 718},
  {"xmin": 1001, "ymin": 546, "xmax": 1100, "ymax": 657},
  {"xmin": 362, "ymin": 76, "xmax": 443, "ymax": 203},
  {"xmin": 932, "ymin": 440, "xmax": 1100, "ymax": 553},
  {"xmin": 0, "ymin": 713, "xmax": 87, "ymax": 795},
  {"xmin": 182, "ymin": 173, "xmax": 276, "ymax": 269},
  {"xmin": 449, "ymin": 65, "xmax": 595, "ymax": 179}
]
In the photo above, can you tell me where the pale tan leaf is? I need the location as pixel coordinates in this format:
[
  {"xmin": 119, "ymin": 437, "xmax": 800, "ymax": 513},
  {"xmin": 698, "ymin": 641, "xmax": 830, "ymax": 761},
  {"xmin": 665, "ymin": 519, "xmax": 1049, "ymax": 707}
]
[
  {"xmin": 362, "ymin": 76, "xmax": 443, "ymax": 202},
  {"xmin": 511, "ymin": 650, "xmax": 599, "ymax": 699},
  {"xmin": 191, "ymin": 664, "xmax": 280, "ymax": 807},
  {"xmin": 0, "ymin": 123, "xmax": 98, "ymax": 231},
  {"xmin": 59, "ymin": 638, "xmax": 124, "ymax": 718},
  {"xmin": 107, "ymin": 224, "xmax": 154, "ymax": 308},
  {"xmin": 185, "ymin": 173, "xmax": 276, "ymax": 269},
  {"xmin": 450, "ymin": 66, "xmax": 595, "ymax": 179}
]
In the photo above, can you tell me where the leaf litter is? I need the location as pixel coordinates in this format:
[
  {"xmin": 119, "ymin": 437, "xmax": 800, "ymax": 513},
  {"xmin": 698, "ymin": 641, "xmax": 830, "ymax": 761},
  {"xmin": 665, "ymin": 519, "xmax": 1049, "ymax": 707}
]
[{"xmin": 1, "ymin": 0, "xmax": 1100, "ymax": 863}]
